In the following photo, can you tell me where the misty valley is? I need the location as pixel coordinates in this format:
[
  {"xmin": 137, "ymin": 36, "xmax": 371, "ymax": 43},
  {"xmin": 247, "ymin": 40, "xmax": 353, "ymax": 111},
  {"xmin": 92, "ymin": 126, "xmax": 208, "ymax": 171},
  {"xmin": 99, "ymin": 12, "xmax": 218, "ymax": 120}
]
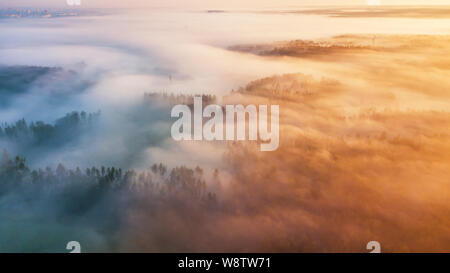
[{"xmin": 0, "ymin": 6, "xmax": 449, "ymax": 253}]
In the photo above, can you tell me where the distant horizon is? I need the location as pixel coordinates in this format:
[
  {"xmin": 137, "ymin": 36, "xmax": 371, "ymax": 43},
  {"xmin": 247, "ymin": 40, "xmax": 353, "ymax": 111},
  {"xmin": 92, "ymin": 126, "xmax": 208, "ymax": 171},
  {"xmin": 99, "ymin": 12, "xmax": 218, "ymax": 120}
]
[
  {"xmin": 2, "ymin": 0, "xmax": 450, "ymax": 9},
  {"xmin": 2, "ymin": 4, "xmax": 450, "ymax": 10}
]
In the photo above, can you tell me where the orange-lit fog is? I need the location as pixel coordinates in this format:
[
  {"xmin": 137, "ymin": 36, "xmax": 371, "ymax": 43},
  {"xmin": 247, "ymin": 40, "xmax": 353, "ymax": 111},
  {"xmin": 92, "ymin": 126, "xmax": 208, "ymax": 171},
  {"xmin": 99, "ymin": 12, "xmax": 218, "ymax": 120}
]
[
  {"xmin": 121, "ymin": 35, "xmax": 450, "ymax": 252},
  {"xmin": 1, "ymin": 6, "xmax": 450, "ymax": 253}
]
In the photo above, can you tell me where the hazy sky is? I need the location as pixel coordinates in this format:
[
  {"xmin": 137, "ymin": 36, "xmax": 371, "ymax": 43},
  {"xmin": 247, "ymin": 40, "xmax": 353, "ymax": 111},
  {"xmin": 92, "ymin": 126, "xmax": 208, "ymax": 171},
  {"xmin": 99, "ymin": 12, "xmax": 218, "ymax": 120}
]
[{"xmin": 1, "ymin": 0, "xmax": 450, "ymax": 8}]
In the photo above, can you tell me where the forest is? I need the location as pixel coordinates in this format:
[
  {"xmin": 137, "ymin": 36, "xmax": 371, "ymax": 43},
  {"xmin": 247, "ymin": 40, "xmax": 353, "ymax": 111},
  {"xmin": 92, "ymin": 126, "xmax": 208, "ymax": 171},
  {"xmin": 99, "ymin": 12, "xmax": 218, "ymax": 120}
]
[{"xmin": 0, "ymin": 111, "xmax": 100, "ymax": 146}]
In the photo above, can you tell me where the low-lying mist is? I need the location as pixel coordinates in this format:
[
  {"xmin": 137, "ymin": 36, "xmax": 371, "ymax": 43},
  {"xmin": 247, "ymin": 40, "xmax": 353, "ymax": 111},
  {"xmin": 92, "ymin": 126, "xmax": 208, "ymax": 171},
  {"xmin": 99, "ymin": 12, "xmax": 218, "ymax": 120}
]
[{"xmin": 0, "ymin": 9, "xmax": 450, "ymax": 252}]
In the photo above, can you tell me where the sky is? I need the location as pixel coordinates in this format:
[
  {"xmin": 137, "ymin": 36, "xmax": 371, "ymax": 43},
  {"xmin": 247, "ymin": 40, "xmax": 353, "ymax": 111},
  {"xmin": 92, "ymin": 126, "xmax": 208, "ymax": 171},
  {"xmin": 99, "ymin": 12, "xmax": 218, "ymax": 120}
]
[{"xmin": 1, "ymin": 0, "xmax": 450, "ymax": 8}]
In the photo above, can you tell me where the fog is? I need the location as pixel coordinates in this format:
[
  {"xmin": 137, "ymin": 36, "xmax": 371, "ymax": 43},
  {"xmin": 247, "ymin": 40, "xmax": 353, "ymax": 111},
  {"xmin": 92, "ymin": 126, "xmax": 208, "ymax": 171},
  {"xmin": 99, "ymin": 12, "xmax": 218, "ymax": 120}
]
[{"xmin": 0, "ymin": 8, "xmax": 449, "ymax": 252}]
